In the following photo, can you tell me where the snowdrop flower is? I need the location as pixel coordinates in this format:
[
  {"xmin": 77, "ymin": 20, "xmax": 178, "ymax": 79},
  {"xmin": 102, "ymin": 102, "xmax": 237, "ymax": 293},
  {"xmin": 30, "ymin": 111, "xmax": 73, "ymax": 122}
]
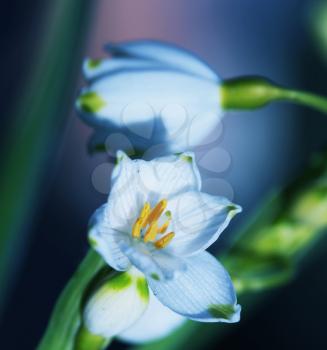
[
  {"xmin": 85, "ymin": 151, "xmax": 242, "ymax": 341},
  {"xmin": 83, "ymin": 268, "xmax": 149, "ymax": 338},
  {"xmin": 76, "ymin": 40, "xmax": 222, "ymax": 154},
  {"xmin": 76, "ymin": 40, "xmax": 327, "ymax": 155}
]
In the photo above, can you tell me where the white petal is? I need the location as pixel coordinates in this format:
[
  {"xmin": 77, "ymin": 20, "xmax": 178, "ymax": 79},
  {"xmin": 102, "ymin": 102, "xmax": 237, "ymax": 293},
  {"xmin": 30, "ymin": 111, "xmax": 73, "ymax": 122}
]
[
  {"xmin": 106, "ymin": 152, "xmax": 201, "ymax": 233},
  {"xmin": 105, "ymin": 40, "xmax": 218, "ymax": 81},
  {"xmin": 147, "ymin": 251, "xmax": 240, "ymax": 322},
  {"xmin": 88, "ymin": 205, "xmax": 131, "ymax": 271},
  {"xmin": 76, "ymin": 70, "xmax": 220, "ymax": 152},
  {"xmin": 83, "ymin": 57, "xmax": 164, "ymax": 82},
  {"xmin": 84, "ymin": 268, "xmax": 149, "ymax": 338},
  {"xmin": 119, "ymin": 240, "xmax": 186, "ymax": 281},
  {"xmin": 105, "ymin": 153, "xmax": 146, "ymax": 232},
  {"xmin": 118, "ymin": 290, "xmax": 185, "ymax": 344},
  {"xmin": 82, "ymin": 70, "xmax": 218, "ymax": 125},
  {"xmin": 167, "ymin": 191, "xmax": 241, "ymax": 256},
  {"xmin": 136, "ymin": 152, "xmax": 202, "ymax": 198}
]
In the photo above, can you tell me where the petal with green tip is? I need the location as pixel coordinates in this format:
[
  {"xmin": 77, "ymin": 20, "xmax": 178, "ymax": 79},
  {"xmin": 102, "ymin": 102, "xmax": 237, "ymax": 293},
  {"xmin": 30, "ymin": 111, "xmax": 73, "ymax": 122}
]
[
  {"xmin": 147, "ymin": 251, "xmax": 240, "ymax": 322},
  {"xmin": 84, "ymin": 269, "xmax": 149, "ymax": 338},
  {"xmin": 77, "ymin": 91, "xmax": 106, "ymax": 113},
  {"xmin": 166, "ymin": 191, "xmax": 242, "ymax": 256}
]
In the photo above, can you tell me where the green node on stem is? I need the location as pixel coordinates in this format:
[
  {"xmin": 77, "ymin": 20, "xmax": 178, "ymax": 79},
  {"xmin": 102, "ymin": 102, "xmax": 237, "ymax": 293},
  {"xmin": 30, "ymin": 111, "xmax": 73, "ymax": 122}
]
[
  {"xmin": 74, "ymin": 326, "xmax": 109, "ymax": 350},
  {"xmin": 220, "ymin": 76, "xmax": 327, "ymax": 114}
]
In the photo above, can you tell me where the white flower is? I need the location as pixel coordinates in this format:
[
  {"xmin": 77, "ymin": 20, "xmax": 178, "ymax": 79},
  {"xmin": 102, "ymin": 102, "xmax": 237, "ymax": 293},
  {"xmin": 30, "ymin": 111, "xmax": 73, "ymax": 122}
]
[
  {"xmin": 87, "ymin": 151, "xmax": 241, "ymax": 341},
  {"xmin": 76, "ymin": 40, "xmax": 222, "ymax": 154},
  {"xmin": 83, "ymin": 268, "xmax": 149, "ymax": 338}
]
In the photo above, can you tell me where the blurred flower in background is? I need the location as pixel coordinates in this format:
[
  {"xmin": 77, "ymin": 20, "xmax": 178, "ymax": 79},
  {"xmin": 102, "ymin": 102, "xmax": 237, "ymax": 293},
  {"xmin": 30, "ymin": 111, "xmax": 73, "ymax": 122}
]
[{"xmin": 77, "ymin": 40, "xmax": 222, "ymax": 155}]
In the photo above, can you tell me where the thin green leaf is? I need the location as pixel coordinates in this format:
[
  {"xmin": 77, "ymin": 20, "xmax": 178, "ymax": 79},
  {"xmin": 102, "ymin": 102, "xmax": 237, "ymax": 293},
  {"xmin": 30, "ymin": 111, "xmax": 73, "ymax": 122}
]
[{"xmin": 0, "ymin": 0, "xmax": 93, "ymax": 316}]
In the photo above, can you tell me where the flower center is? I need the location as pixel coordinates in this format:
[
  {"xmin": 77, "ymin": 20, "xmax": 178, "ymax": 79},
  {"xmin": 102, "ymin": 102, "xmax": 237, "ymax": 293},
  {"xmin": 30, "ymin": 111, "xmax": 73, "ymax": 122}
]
[{"xmin": 131, "ymin": 199, "xmax": 175, "ymax": 249}]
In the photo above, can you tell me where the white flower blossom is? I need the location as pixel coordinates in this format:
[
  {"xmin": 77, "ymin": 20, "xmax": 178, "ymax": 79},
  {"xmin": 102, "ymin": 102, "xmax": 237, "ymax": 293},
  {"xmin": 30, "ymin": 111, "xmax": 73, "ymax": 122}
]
[
  {"xmin": 76, "ymin": 40, "xmax": 222, "ymax": 154},
  {"xmin": 83, "ymin": 268, "xmax": 149, "ymax": 338},
  {"xmin": 86, "ymin": 151, "xmax": 241, "ymax": 342}
]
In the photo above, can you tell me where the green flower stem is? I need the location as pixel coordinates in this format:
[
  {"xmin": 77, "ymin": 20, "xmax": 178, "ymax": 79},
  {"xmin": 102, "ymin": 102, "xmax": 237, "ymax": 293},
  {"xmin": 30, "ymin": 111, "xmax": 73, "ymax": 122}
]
[
  {"xmin": 133, "ymin": 151, "xmax": 327, "ymax": 350},
  {"xmin": 37, "ymin": 250, "xmax": 107, "ymax": 350},
  {"xmin": 220, "ymin": 76, "xmax": 327, "ymax": 114},
  {"xmin": 0, "ymin": 0, "xmax": 93, "ymax": 317}
]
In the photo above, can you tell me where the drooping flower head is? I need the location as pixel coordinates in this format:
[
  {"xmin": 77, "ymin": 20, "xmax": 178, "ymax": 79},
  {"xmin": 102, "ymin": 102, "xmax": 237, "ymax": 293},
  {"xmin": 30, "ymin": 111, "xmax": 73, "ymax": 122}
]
[
  {"xmin": 85, "ymin": 151, "xmax": 241, "ymax": 341},
  {"xmin": 76, "ymin": 41, "xmax": 222, "ymax": 154}
]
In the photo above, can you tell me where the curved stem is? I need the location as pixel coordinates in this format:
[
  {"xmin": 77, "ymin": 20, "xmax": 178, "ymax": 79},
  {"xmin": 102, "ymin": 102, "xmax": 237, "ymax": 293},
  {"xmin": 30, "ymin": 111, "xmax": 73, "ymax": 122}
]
[
  {"xmin": 220, "ymin": 76, "xmax": 327, "ymax": 114},
  {"xmin": 37, "ymin": 249, "xmax": 107, "ymax": 350},
  {"xmin": 277, "ymin": 88, "xmax": 327, "ymax": 114}
]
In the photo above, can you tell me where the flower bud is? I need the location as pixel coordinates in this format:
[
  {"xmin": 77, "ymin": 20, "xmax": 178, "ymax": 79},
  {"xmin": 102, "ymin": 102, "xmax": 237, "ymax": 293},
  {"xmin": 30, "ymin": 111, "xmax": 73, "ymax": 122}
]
[{"xmin": 83, "ymin": 268, "xmax": 149, "ymax": 338}]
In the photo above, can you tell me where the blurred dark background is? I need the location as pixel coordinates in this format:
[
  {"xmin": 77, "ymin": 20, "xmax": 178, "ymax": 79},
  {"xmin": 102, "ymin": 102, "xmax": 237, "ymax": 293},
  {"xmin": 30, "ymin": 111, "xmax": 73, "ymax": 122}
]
[{"xmin": 1, "ymin": 0, "xmax": 327, "ymax": 349}]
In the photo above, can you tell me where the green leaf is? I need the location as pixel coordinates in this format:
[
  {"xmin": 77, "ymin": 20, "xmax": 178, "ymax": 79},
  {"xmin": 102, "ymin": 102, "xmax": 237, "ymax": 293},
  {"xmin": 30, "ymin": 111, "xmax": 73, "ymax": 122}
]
[{"xmin": 0, "ymin": 0, "xmax": 93, "ymax": 316}]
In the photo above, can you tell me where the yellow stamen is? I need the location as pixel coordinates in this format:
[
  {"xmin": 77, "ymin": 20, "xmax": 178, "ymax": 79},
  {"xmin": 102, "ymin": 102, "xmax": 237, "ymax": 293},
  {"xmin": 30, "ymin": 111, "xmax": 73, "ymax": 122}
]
[
  {"xmin": 131, "ymin": 199, "xmax": 175, "ymax": 248},
  {"xmin": 144, "ymin": 221, "xmax": 158, "ymax": 243},
  {"xmin": 154, "ymin": 232, "xmax": 175, "ymax": 249},
  {"xmin": 158, "ymin": 219, "xmax": 171, "ymax": 234},
  {"xmin": 146, "ymin": 199, "xmax": 167, "ymax": 225},
  {"xmin": 132, "ymin": 218, "xmax": 142, "ymax": 238},
  {"xmin": 139, "ymin": 202, "xmax": 150, "ymax": 228}
]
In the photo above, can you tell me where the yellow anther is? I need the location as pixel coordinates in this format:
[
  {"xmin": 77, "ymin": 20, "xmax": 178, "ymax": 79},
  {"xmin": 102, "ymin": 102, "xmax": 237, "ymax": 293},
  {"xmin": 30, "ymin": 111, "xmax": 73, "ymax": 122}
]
[
  {"xmin": 132, "ymin": 218, "xmax": 142, "ymax": 238},
  {"xmin": 158, "ymin": 219, "xmax": 171, "ymax": 234},
  {"xmin": 131, "ymin": 200, "xmax": 174, "ymax": 246},
  {"xmin": 139, "ymin": 202, "xmax": 150, "ymax": 228},
  {"xmin": 143, "ymin": 221, "xmax": 158, "ymax": 243},
  {"xmin": 154, "ymin": 232, "xmax": 175, "ymax": 249},
  {"xmin": 146, "ymin": 199, "xmax": 167, "ymax": 225}
]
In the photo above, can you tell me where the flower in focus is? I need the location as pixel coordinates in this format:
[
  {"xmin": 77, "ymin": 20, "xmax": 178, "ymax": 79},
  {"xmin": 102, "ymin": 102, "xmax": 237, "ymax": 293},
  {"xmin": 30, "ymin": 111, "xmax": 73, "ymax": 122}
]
[
  {"xmin": 85, "ymin": 151, "xmax": 242, "ymax": 341},
  {"xmin": 76, "ymin": 40, "xmax": 222, "ymax": 154}
]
